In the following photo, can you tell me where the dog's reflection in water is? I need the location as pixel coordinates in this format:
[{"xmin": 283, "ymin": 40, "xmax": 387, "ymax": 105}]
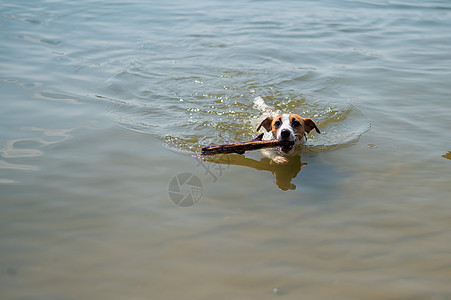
[{"xmin": 205, "ymin": 154, "xmax": 307, "ymax": 191}]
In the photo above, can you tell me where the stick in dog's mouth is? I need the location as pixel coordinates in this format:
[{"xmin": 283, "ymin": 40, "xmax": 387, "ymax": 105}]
[{"xmin": 201, "ymin": 139, "xmax": 295, "ymax": 155}]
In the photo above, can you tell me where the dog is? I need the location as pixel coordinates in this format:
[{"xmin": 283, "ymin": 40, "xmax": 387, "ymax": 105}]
[{"xmin": 254, "ymin": 97, "xmax": 320, "ymax": 164}]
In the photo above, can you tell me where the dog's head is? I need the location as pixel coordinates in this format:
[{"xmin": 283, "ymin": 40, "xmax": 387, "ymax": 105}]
[{"xmin": 257, "ymin": 113, "xmax": 320, "ymax": 154}]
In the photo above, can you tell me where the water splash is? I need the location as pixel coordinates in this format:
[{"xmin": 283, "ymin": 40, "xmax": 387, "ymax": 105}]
[{"xmin": 103, "ymin": 84, "xmax": 370, "ymax": 154}]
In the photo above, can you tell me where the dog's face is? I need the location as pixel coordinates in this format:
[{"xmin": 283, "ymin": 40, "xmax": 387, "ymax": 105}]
[{"xmin": 257, "ymin": 114, "xmax": 320, "ymax": 154}]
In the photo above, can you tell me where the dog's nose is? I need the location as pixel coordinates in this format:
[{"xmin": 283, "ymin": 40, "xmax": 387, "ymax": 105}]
[{"xmin": 281, "ymin": 129, "xmax": 291, "ymax": 139}]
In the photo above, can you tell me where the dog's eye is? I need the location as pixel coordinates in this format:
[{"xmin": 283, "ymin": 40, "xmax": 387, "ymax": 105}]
[
  {"xmin": 292, "ymin": 120, "xmax": 301, "ymax": 127},
  {"xmin": 274, "ymin": 120, "xmax": 281, "ymax": 127}
]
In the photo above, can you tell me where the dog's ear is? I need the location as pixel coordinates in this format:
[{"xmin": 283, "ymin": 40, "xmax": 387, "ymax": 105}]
[
  {"xmin": 257, "ymin": 117, "xmax": 273, "ymax": 132},
  {"xmin": 304, "ymin": 118, "xmax": 321, "ymax": 134}
]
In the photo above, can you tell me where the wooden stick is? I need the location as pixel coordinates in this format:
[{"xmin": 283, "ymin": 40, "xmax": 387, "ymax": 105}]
[{"xmin": 201, "ymin": 136, "xmax": 294, "ymax": 155}]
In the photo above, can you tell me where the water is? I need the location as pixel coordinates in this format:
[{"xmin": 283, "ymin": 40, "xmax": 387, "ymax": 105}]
[{"xmin": 1, "ymin": 0, "xmax": 451, "ymax": 298}]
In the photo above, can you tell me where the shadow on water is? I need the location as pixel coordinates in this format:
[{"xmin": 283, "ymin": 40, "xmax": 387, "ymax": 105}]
[{"xmin": 203, "ymin": 153, "xmax": 307, "ymax": 191}]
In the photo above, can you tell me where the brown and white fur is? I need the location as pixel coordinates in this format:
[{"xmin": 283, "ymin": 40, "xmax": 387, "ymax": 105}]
[{"xmin": 254, "ymin": 97, "xmax": 320, "ymax": 164}]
